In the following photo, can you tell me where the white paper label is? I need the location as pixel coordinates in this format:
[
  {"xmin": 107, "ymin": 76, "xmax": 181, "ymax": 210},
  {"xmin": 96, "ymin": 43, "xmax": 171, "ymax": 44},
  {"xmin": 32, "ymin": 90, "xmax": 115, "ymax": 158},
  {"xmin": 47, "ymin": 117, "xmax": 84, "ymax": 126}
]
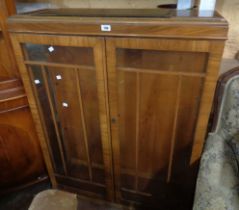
[
  {"xmin": 62, "ymin": 102, "xmax": 69, "ymax": 107},
  {"xmin": 48, "ymin": 46, "xmax": 54, "ymax": 52},
  {"xmin": 101, "ymin": 24, "xmax": 111, "ymax": 32},
  {"xmin": 34, "ymin": 79, "xmax": 40, "ymax": 84},
  {"xmin": 56, "ymin": 75, "xmax": 62, "ymax": 80}
]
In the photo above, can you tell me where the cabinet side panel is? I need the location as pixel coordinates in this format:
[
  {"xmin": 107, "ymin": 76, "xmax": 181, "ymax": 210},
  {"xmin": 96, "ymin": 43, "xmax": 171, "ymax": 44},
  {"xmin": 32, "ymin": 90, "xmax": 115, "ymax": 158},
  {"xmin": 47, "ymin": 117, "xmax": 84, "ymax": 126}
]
[{"xmin": 190, "ymin": 41, "xmax": 226, "ymax": 165}]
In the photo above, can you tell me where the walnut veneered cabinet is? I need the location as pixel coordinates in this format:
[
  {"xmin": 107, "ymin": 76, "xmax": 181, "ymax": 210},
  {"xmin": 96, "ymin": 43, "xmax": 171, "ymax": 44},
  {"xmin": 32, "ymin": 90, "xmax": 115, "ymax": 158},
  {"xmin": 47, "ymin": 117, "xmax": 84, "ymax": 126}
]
[{"xmin": 8, "ymin": 9, "xmax": 228, "ymax": 209}]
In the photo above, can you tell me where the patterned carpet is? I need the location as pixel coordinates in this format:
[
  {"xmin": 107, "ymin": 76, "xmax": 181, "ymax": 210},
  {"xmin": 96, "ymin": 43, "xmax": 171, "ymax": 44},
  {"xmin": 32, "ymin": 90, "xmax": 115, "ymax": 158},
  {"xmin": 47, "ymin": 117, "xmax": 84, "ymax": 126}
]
[
  {"xmin": 28, "ymin": 189, "xmax": 131, "ymax": 210},
  {"xmin": 0, "ymin": 182, "xmax": 50, "ymax": 210},
  {"xmin": 0, "ymin": 185, "xmax": 130, "ymax": 210},
  {"xmin": 77, "ymin": 195, "xmax": 129, "ymax": 210}
]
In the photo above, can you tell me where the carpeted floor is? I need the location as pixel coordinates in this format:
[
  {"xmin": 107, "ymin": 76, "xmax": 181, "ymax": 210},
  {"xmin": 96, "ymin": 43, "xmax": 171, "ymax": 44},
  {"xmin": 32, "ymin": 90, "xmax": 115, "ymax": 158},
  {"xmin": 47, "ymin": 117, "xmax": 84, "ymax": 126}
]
[
  {"xmin": 77, "ymin": 195, "xmax": 130, "ymax": 210},
  {"xmin": 0, "ymin": 182, "xmax": 51, "ymax": 210},
  {"xmin": 28, "ymin": 189, "xmax": 131, "ymax": 210},
  {"xmin": 0, "ymin": 184, "xmax": 131, "ymax": 210}
]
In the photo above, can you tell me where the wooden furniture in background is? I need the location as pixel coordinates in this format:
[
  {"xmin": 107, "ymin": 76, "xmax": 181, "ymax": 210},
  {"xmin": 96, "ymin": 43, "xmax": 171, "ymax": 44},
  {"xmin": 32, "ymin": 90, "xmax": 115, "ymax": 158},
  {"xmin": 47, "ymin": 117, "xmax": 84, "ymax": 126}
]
[
  {"xmin": 0, "ymin": 0, "xmax": 18, "ymax": 79},
  {"xmin": 8, "ymin": 8, "xmax": 228, "ymax": 209},
  {"xmin": 4, "ymin": 0, "xmax": 16, "ymax": 16},
  {"xmin": 0, "ymin": 78, "xmax": 46, "ymax": 194},
  {"xmin": 0, "ymin": 0, "xmax": 47, "ymax": 194}
]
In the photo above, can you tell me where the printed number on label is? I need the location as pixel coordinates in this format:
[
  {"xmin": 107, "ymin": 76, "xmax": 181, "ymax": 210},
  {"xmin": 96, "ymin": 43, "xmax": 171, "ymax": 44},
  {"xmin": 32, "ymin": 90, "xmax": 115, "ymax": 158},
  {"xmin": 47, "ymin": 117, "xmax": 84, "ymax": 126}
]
[{"xmin": 101, "ymin": 24, "xmax": 111, "ymax": 32}]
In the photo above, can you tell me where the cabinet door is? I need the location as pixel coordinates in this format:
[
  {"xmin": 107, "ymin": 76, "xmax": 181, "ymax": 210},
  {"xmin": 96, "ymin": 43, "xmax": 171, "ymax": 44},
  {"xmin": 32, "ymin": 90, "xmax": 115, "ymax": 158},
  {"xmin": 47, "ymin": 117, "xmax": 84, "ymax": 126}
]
[
  {"xmin": 11, "ymin": 34, "xmax": 113, "ymax": 200},
  {"xmin": 106, "ymin": 38, "xmax": 221, "ymax": 208}
]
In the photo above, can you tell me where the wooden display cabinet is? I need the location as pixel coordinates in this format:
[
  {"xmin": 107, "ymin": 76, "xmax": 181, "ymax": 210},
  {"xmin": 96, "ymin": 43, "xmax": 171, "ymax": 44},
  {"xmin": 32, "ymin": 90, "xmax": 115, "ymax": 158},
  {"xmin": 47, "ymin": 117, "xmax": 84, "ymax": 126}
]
[{"xmin": 8, "ymin": 8, "xmax": 228, "ymax": 209}]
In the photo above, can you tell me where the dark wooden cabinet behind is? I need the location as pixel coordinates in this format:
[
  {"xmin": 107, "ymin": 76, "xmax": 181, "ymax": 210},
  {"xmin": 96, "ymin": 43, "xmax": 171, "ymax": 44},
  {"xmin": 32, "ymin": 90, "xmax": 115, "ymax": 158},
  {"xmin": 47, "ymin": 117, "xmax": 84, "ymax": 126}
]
[
  {"xmin": 0, "ymin": 0, "xmax": 47, "ymax": 194},
  {"xmin": 0, "ymin": 79, "xmax": 46, "ymax": 192},
  {"xmin": 8, "ymin": 8, "xmax": 228, "ymax": 209},
  {"xmin": 0, "ymin": 0, "xmax": 18, "ymax": 79}
]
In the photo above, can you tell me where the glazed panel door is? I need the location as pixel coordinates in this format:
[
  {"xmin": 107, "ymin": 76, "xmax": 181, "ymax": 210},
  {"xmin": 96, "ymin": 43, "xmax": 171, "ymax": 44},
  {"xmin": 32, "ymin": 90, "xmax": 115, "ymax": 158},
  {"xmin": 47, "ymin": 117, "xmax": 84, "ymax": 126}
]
[
  {"xmin": 106, "ymin": 37, "xmax": 215, "ymax": 207},
  {"xmin": 11, "ymin": 34, "xmax": 114, "ymax": 200}
]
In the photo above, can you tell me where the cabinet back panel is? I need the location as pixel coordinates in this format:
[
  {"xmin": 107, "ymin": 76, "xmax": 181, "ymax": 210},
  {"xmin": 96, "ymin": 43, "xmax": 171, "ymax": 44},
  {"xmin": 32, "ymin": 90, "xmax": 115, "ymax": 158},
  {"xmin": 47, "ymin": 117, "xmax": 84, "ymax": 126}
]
[
  {"xmin": 47, "ymin": 67, "xmax": 89, "ymax": 180},
  {"xmin": 117, "ymin": 71, "xmax": 137, "ymax": 171},
  {"xmin": 117, "ymin": 71, "xmax": 137, "ymax": 190},
  {"xmin": 171, "ymin": 76, "xmax": 204, "ymax": 183},
  {"xmin": 49, "ymin": 67, "xmax": 88, "ymax": 161},
  {"xmin": 117, "ymin": 48, "xmax": 208, "ymax": 73},
  {"xmin": 138, "ymin": 74, "xmax": 178, "ymax": 179},
  {"xmin": 117, "ymin": 70, "xmax": 204, "ymax": 200},
  {"xmin": 79, "ymin": 68, "xmax": 104, "ymax": 165},
  {"xmin": 28, "ymin": 65, "xmax": 64, "ymax": 175}
]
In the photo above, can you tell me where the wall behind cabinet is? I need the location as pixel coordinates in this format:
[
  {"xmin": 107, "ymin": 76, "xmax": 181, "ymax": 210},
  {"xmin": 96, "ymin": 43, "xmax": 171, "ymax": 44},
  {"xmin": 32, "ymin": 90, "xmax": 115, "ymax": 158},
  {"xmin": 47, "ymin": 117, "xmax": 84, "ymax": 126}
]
[{"xmin": 50, "ymin": 0, "xmax": 177, "ymax": 8}]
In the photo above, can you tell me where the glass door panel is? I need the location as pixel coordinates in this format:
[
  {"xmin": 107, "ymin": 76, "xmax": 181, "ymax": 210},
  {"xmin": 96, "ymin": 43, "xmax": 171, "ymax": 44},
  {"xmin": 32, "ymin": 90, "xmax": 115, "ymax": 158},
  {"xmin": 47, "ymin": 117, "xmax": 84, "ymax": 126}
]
[
  {"xmin": 23, "ymin": 43, "xmax": 94, "ymax": 66},
  {"xmin": 17, "ymin": 35, "xmax": 111, "ymax": 199},
  {"xmin": 107, "ymin": 38, "xmax": 207, "ymax": 207},
  {"xmin": 26, "ymin": 62, "xmax": 105, "ymax": 180},
  {"xmin": 117, "ymin": 48, "xmax": 208, "ymax": 73},
  {"xmin": 28, "ymin": 65, "xmax": 64, "ymax": 175}
]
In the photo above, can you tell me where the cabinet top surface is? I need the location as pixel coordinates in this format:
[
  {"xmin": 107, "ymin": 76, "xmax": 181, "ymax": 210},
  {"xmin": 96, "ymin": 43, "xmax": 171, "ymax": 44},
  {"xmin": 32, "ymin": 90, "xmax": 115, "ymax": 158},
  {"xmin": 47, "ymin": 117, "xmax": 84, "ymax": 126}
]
[
  {"xmin": 10, "ymin": 8, "xmax": 227, "ymax": 23},
  {"xmin": 8, "ymin": 9, "xmax": 228, "ymax": 40}
]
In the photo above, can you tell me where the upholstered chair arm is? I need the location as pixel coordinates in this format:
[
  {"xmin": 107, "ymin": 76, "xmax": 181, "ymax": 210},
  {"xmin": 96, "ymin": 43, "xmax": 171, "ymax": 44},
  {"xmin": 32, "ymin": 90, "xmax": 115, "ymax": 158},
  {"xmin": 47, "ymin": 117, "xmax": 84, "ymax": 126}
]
[{"xmin": 193, "ymin": 133, "xmax": 239, "ymax": 210}]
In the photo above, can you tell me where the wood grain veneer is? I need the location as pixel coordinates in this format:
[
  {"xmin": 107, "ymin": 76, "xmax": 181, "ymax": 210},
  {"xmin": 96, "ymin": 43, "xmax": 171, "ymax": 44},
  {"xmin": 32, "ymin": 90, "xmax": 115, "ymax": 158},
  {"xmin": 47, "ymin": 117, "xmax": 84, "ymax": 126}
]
[
  {"xmin": 8, "ymin": 8, "xmax": 228, "ymax": 209},
  {"xmin": 0, "ymin": 78, "xmax": 46, "ymax": 193},
  {"xmin": 0, "ymin": 0, "xmax": 18, "ymax": 78}
]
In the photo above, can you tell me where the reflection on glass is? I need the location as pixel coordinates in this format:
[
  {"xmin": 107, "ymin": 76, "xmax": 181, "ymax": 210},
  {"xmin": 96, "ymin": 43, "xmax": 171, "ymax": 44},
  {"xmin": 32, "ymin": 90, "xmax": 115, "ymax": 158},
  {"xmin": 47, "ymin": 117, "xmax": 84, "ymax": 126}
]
[
  {"xmin": 117, "ymin": 48, "xmax": 208, "ymax": 73},
  {"xmin": 27, "ymin": 63, "xmax": 105, "ymax": 184},
  {"xmin": 28, "ymin": 65, "xmax": 64, "ymax": 175},
  {"xmin": 23, "ymin": 43, "xmax": 94, "ymax": 66}
]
